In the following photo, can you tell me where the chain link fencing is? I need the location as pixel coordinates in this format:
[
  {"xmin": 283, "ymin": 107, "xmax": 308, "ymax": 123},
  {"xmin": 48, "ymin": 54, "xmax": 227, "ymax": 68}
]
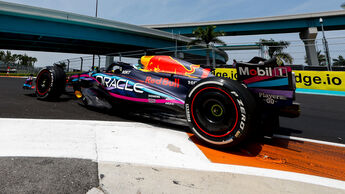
[
  {"xmin": 223, "ymin": 36, "xmax": 345, "ymax": 71},
  {"xmin": 55, "ymin": 36, "xmax": 345, "ymax": 73},
  {"xmin": 2, "ymin": 36, "xmax": 345, "ymax": 75}
]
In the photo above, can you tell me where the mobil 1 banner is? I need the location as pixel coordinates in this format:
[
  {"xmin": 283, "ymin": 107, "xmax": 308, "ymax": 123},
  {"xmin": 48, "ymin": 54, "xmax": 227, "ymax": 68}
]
[{"xmin": 235, "ymin": 63, "xmax": 289, "ymax": 81}]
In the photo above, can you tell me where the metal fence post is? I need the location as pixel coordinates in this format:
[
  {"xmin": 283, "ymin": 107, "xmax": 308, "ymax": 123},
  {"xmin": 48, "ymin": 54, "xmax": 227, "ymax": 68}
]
[
  {"xmin": 119, "ymin": 53, "xmax": 122, "ymax": 62},
  {"xmin": 67, "ymin": 59, "xmax": 70, "ymax": 72},
  {"xmin": 98, "ymin": 55, "xmax": 101, "ymax": 68},
  {"xmin": 80, "ymin": 57, "xmax": 83, "ymax": 72},
  {"xmin": 174, "ymin": 34, "xmax": 177, "ymax": 58},
  {"xmin": 212, "ymin": 45, "xmax": 216, "ymax": 69},
  {"xmin": 92, "ymin": 55, "xmax": 95, "ymax": 70},
  {"xmin": 320, "ymin": 18, "xmax": 332, "ymax": 71}
]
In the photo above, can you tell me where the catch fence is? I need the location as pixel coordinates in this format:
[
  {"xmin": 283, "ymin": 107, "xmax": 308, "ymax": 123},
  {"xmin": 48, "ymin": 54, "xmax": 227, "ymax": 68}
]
[{"xmin": 55, "ymin": 36, "xmax": 345, "ymax": 72}]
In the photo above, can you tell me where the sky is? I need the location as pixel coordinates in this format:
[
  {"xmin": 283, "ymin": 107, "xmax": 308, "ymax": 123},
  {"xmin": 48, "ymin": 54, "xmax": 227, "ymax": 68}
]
[{"xmin": 2, "ymin": 0, "xmax": 345, "ymax": 66}]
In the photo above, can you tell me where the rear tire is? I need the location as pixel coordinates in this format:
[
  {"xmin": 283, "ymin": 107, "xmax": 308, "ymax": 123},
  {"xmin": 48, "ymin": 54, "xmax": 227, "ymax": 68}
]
[
  {"xmin": 185, "ymin": 77, "xmax": 256, "ymax": 148},
  {"xmin": 35, "ymin": 65, "xmax": 66, "ymax": 100}
]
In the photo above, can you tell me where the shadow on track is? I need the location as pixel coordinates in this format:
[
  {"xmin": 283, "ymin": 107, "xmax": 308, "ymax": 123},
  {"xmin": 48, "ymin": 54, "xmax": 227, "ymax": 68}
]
[
  {"xmin": 187, "ymin": 127, "xmax": 304, "ymax": 158},
  {"xmin": 76, "ymin": 100, "xmax": 190, "ymax": 134},
  {"xmin": 23, "ymin": 92, "xmax": 74, "ymax": 102},
  {"xmin": 276, "ymin": 126, "xmax": 302, "ymax": 136},
  {"xmin": 188, "ymin": 134, "xmax": 263, "ymax": 157}
]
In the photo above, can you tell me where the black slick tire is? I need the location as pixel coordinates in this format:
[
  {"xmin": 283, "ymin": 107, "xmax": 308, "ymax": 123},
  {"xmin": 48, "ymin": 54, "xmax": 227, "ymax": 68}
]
[
  {"xmin": 35, "ymin": 65, "xmax": 66, "ymax": 100},
  {"xmin": 185, "ymin": 77, "xmax": 256, "ymax": 148}
]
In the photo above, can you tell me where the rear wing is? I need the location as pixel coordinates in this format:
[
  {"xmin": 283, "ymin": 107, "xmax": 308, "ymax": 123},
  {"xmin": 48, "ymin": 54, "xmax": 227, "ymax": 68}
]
[{"xmin": 236, "ymin": 58, "xmax": 295, "ymax": 107}]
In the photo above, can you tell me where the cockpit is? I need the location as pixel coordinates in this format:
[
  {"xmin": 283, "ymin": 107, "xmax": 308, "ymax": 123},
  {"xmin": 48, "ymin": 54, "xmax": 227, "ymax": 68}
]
[{"xmin": 106, "ymin": 62, "xmax": 135, "ymax": 74}]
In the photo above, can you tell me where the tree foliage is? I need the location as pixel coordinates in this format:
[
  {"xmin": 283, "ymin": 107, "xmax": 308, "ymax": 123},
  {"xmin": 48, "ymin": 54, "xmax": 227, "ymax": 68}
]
[
  {"xmin": 18, "ymin": 54, "xmax": 37, "ymax": 67},
  {"xmin": 57, "ymin": 62, "xmax": 67, "ymax": 70},
  {"xmin": 0, "ymin": 51, "xmax": 17, "ymax": 65},
  {"xmin": 332, "ymin": 55, "xmax": 345, "ymax": 66},
  {"xmin": 188, "ymin": 26, "xmax": 225, "ymax": 66},
  {"xmin": 257, "ymin": 39, "xmax": 293, "ymax": 64},
  {"xmin": 0, "ymin": 50, "xmax": 37, "ymax": 67},
  {"xmin": 304, "ymin": 50, "xmax": 326, "ymax": 66},
  {"xmin": 188, "ymin": 26, "xmax": 225, "ymax": 47}
]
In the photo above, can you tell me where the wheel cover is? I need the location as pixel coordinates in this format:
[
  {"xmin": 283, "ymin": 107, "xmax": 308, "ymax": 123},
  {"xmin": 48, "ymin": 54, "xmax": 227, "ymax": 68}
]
[{"xmin": 191, "ymin": 87, "xmax": 238, "ymax": 138}]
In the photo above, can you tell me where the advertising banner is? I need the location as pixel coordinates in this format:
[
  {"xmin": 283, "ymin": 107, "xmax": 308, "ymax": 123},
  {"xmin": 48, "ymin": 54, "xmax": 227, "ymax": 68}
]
[
  {"xmin": 214, "ymin": 68, "xmax": 345, "ymax": 92},
  {"xmin": 214, "ymin": 68, "xmax": 238, "ymax": 80}
]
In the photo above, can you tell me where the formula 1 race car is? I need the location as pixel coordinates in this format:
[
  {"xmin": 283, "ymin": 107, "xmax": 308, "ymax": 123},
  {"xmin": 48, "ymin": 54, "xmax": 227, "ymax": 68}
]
[{"xmin": 32, "ymin": 55, "xmax": 300, "ymax": 148}]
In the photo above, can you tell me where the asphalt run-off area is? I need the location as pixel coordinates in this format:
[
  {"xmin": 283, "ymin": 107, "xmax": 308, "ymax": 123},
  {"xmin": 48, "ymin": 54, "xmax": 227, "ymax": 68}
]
[{"xmin": 1, "ymin": 77, "xmax": 345, "ymax": 193}]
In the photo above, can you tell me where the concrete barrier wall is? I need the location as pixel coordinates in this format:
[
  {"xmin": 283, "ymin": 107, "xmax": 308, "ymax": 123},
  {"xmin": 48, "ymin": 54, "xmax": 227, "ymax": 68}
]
[{"xmin": 214, "ymin": 68, "xmax": 345, "ymax": 92}]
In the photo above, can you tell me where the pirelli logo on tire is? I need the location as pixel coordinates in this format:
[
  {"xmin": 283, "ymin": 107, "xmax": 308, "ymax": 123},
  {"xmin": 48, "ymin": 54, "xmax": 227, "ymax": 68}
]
[
  {"xmin": 230, "ymin": 91, "xmax": 246, "ymax": 137},
  {"xmin": 185, "ymin": 103, "xmax": 191, "ymax": 122}
]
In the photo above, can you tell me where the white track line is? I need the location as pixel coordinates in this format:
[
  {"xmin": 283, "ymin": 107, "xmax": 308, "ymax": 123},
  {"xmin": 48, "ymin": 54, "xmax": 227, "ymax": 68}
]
[
  {"xmin": 0, "ymin": 118, "xmax": 344, "ymax": 190},
  {"xmin": 273, "ymin": 134, "xmax": 345, "ymax": 148}
]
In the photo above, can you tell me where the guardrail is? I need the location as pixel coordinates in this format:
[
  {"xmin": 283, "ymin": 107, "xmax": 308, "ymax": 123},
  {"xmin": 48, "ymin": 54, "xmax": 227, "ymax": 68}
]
[{"xmin": 0, "ymin": 64, "xmax": 38, "ymax": 74}]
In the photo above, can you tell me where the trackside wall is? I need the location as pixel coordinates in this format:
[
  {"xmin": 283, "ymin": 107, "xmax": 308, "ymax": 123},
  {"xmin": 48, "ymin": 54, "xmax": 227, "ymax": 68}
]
[{"xmin": 214, "ymin": 68, "xmax": 345, "ymax": 92}]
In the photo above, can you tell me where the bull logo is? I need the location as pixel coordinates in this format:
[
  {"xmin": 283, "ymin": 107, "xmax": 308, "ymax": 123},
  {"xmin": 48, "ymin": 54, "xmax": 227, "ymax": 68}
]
[{"xmin": 140, "ymin": 56, "xmax": 199, "ymax": 77}]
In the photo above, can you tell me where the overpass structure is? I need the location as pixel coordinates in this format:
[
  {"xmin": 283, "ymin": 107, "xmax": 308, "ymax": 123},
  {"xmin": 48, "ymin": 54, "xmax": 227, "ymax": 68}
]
[
  {"xmin": 145, "ymin": 11, "xmax": 345, "ymax": 66},
  {"xmin": 0, "ymin": 1, "xmax": 191, "ymax": 55},
  {"xmin": 0, "ymin": 1, "xmax": 228, "ymax": 65}
]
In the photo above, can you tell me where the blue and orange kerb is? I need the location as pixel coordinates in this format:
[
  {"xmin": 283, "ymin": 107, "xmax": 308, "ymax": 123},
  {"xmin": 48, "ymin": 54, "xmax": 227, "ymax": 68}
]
[{"xmin": 188, "ymin": 133, "xmax": 345, "ymax": 181}]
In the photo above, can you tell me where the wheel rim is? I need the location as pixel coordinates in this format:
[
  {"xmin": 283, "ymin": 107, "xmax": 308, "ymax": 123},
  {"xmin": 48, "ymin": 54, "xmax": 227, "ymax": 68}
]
[
  {"xmin": 191, "ymin": 87, "xmax": 238, "ymax": 138},
  {"xmin": 36, "ymin": 70, "xmax": 51, "ymax": 95}
]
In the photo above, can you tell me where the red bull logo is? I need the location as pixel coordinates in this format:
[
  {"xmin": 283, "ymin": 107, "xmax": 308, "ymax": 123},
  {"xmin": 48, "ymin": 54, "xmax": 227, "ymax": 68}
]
[
  {"xmin": 145, "ymin": 76, "xmax": 180, "ymax": 88},
  {"xmin": 141, "ymin": 56, "xmax": 199, "ymax": 77}
]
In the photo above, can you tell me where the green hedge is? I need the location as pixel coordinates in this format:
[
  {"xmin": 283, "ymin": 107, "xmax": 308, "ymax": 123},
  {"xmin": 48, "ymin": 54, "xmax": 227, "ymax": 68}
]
[
  {"xmin": 1, "ymin": 72, "xmax": 83, "ymax": 77},
  {"xmin": 0, "ymin": 73, "xmax": 33, "ymax": 76},
  {"xmin": 66, "ymin": 72, "xmax": 83, "ymax": 76}
]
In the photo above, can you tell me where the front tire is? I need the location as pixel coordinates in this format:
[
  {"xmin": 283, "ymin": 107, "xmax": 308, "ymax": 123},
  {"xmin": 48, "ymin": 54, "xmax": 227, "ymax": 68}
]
[
  {"xmin": 35, "ymin": 65, "xmax": 66, "ymax": 100},
  {"xmin": 185, "ymin": 77, "xmax": 256, "ymax": 148}
]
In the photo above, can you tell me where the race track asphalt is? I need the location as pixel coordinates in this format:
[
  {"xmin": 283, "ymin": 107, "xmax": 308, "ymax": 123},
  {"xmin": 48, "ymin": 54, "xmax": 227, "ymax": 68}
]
[
  {"xmin": 0, "ymin": 77, "xmax": 345, "ymax": 193},
  {"xmin": 0, "ymin": 77, "xmax": 344, "ymax": 144},
  {"xmin": 0, "ymin": 77, "xmax": 129, "ymax": 121},
  {"xmin": 279, "ymin": 92, "xmax": 345, "ymax": 144},
  {"xmin": 0, "ymin": 157, "xmax": 98, "ymax": 193}
]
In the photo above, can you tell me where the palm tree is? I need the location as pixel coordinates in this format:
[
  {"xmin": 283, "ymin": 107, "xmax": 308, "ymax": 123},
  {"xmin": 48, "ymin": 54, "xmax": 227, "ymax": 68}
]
[
  {"xmin": 29, "ymin": 56, "xmax": 37, "ymax": 67},
  {"xmin": 258, "ymin": 39, "xmax": 293, "ymax": 65},
  {"xmin": 0, "ymin": 51, "xmax": 37, "ymax": 69},
  {"xmin": 332, "ymin": 55, "xmax": 345, "ymax": 66},
  {"xmin": 188, "ymin": 26, "xmax": 225, "ymax": 66},
  {"xmin": 18, "ymin": 54, "xmax": 37, "ymax": 67},
  {"xmin": 12, "ymin": 54, "xmax": 20, "ymax": 64},
  {"xmin": 0, "ymin": 50, "xmax": 5, "ymax": 61},
  {"xmin": 57, "ymin": 62, "xmax": 67, "ymax": 70},
  {"xmin": 2, "ymin": 51, "xmax": 18, "ymax": 66},
  {"xmin": 304, "ymin": 51, "xmax": 326, "ymax": 66},
  {"xmin": 18, "ymin": 54, "xmax": 29, "ymax": 66}
]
